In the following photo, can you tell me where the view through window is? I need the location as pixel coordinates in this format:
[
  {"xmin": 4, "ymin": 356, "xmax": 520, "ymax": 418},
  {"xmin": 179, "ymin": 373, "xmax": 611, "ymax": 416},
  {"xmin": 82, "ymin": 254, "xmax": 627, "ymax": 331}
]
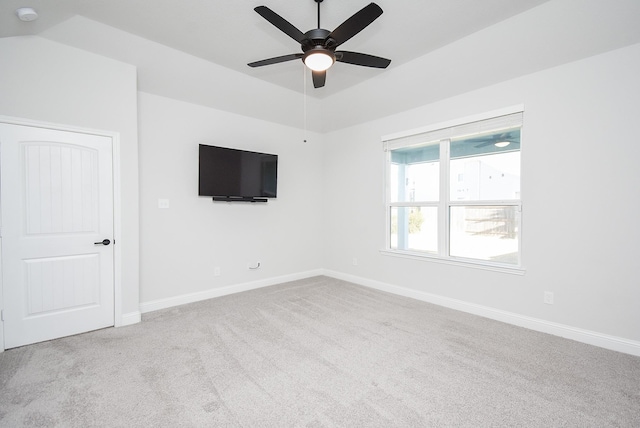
[{"xmin": 385, "ymin": 111, "xmax": 522, "ymax": 267}]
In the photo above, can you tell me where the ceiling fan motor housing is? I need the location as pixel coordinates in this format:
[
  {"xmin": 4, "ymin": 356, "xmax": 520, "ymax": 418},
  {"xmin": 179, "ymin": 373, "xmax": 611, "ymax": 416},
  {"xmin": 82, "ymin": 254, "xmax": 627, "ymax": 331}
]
[{"xmin": 302, "ymin": 29, "xmax": 335, "ymax": 51}]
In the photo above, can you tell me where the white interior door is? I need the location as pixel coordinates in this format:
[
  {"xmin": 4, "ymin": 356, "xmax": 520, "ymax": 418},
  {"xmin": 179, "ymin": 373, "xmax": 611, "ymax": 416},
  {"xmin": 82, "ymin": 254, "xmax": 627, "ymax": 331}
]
[{"xmin": 0, "ymin": 123, "xmax": 114, "ymax": 349}]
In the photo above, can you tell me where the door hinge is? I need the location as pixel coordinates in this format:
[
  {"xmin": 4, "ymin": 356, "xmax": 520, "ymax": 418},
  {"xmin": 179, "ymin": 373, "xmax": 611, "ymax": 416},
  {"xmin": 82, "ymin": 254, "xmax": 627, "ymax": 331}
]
[{"xmin": 0, "ymin": 309, "xmax": 4, "ymax": 322}]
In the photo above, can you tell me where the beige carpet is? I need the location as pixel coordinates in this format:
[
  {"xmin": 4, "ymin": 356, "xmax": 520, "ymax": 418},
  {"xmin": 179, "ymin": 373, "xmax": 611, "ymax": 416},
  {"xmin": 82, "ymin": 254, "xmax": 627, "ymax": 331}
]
[{"xmin": 1, "ymin": 276, "xmax": 639, "ymax": 427}]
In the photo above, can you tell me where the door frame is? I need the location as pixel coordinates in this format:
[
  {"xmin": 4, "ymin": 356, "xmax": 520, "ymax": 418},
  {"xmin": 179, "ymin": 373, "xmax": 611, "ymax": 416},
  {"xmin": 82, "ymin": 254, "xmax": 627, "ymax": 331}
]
[{"xmin": 0, "ymin": 116, "xmax": 123, "ymax": 351}]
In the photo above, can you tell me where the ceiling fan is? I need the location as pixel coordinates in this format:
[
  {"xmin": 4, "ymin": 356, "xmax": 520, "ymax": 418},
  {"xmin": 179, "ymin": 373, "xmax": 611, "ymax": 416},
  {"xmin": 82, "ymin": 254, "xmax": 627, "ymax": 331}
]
[
  {"xmin": 248, "ymin": 0, "xmax": 391, "ymax": 88},
  {"xmin": 469, "ymin": 131, "xmax": 521, "ymax": 148}
]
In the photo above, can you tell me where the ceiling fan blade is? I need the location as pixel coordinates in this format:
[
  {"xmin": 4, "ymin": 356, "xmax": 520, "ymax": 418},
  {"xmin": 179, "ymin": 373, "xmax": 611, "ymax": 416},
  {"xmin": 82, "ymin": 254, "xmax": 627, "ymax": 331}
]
[
  {"xmin": 474, "ymin": 141, "xmax": 496, "ymax": 148},
  {"xmin": 254, "ymin": 6, "xmax": 306, "ymax": 44},
  {"xmin": 473, "ymin": 139, "xmax": 520, "ymax": 148},
  {"xmin": 328, "ymin": 3, "xmax": 383, "ymax": 48},
  {"xmin": 248, "ymin": 53, "xmax": 303, "ymax": 68},
  {"xmin": 336, "ymin": 51, "xmax": 391, "ymax": 68},
  {"xmin": 312, "ymin": 70, "xmax": 326, "ymax": 88}
]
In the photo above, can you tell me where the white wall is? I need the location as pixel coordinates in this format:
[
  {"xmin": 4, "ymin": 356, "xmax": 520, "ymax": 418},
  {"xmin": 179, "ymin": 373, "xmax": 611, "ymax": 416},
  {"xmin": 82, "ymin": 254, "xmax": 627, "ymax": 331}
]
[
  {"xmin": 320, "ymin": 0, "xmax": 640, "ymax": 132},
  {"xmin": 39, "ymin": 16, "xmax": 326, "ymax": 133},
  {"xmin": 322, "ymin": 43, "xmax": 640, "ymax": 343},
  {"xmin": 1, "ymin": 33, "xmax": 637, "ymax": 352},
  {"xmin": 137, "ymin": 92, "xmax": 324, "ymax": 305},
  {"xmin": 0, "ymin": 36, "xmax": 140, "ymax": 318}
]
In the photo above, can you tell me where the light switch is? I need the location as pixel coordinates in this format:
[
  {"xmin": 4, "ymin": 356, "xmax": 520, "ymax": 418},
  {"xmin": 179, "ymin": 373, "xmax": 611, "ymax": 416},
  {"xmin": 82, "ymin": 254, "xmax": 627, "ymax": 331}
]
[{"xmin": 158, "ymin": 199, "xmax": 170, "ymax": 209}]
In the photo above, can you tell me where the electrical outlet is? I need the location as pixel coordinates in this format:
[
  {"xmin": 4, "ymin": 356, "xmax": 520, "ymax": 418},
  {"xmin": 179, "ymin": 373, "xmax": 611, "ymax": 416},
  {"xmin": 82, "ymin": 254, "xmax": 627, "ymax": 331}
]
[
  {"xmin": 544, "ymin": 291, "xmax": 554, "ymax": 305},
  {"xmin": 214, "ymin": 267, "xmax": 221, "ymax": 277},
  {"xmin": 352, "ymin": 257, "xmax": 358, "ymax": 266},
  {"xmin": 158, "ymin": 199, "xmax": 170, "ymax": 209}
]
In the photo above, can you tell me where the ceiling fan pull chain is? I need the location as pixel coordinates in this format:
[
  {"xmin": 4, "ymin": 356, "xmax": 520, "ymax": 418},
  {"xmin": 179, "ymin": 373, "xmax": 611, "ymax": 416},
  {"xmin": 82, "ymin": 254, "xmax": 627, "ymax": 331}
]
[{"xmin": 303, "ymin": 64, "xmax": 308, "ymax": 143}]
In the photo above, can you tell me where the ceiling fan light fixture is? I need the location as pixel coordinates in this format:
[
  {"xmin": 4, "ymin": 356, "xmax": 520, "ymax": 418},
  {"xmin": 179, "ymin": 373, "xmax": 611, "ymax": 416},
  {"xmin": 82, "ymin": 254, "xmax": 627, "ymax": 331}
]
[
  {"xmin": 494, "ymin": 141, "xmax": 511, "ymax": 148},
  {"xmin": 303, "ymin": 49, "xmax": 335, "ymax": 72}
]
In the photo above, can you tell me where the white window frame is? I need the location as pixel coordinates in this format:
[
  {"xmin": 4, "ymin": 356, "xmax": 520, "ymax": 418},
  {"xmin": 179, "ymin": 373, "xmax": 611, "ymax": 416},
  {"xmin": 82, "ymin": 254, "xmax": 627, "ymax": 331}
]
[{"xmin": 381, "ymin": 106, "xmax": 525, "ymax": 275}]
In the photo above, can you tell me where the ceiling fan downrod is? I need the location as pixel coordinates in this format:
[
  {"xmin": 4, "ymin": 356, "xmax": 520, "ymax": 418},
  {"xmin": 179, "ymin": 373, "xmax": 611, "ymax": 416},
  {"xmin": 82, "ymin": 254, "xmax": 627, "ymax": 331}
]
[{"xmin": 315, "ymin": 0, "xmax": 323, "ymax": 29}]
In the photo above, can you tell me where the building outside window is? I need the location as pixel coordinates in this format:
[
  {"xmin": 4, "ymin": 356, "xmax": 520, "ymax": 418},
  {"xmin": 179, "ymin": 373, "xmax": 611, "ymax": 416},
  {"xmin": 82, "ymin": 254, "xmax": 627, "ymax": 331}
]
[{"xmin": 384, "ymin": 109, "xmax": 523, "ymax": 269}]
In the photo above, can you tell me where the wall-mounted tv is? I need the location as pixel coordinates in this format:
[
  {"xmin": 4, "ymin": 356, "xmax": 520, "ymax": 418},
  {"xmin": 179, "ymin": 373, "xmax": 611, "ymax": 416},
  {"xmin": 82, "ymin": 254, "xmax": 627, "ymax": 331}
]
[{"xmin": 198, "ymin": 144, "xmax": 278, "ymax": 202}]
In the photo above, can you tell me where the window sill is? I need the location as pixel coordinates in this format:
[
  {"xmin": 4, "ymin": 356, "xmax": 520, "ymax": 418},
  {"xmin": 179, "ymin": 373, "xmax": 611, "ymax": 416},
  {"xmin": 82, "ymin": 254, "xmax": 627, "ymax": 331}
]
[{"xmin": 379, "ymin": 249, "xmax": 526, "ymax": 275}]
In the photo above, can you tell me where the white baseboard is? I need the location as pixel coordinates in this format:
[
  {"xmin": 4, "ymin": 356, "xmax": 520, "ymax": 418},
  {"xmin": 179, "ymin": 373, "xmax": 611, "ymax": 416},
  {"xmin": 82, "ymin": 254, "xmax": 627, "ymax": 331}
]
[
  {"xmin": 135, "ymin": 268, "xmax": 640, "ymax": 357},
  {"xmin": 139, "ymin": 269, "xmax": 324, "ymax": 314},
  {"xmin": 117, "ymin": 311, "xmax": 142, "ymax": 327},
  {"xmin": 323, "ymin": 270, "xmax": 640, "ymax": 357}
]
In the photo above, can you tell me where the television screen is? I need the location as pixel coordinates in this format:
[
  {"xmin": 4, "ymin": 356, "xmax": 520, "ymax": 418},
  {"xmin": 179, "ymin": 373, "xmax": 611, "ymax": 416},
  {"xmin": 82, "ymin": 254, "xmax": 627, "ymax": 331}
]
[{"xmin": 198, "ymin": 144, "xmax": 278, "ymax": 200}]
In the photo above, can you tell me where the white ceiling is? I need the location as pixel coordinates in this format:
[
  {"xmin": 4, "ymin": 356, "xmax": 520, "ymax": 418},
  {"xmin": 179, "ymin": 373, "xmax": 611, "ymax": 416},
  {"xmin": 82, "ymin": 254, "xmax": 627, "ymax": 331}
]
[
  {"xmin": 1, "ymin": 0, "xmax": 551, "ymax": 98},
  {"xmin": 2, "ymin": 0, "xmax": 640, "ymax": 132}
]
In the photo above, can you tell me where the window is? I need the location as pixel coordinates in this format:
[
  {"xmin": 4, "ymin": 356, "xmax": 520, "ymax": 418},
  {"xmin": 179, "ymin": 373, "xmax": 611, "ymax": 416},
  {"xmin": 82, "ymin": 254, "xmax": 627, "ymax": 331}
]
[{"xmin": 384, "ymin": 110, "xmax": 523, "ymax": 269}]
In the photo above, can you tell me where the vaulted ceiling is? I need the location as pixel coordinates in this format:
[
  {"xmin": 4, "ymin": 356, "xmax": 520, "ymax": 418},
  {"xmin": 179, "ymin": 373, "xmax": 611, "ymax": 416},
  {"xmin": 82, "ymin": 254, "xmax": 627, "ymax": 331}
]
[{"xmin": 2, "ymin": 0, "xmax": 640, "ymax": 132}]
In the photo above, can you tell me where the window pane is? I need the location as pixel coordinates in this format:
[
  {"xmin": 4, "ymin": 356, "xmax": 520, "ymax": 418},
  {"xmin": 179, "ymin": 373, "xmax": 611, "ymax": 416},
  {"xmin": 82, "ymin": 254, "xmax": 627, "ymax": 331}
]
[
  {"xmin": 449, "ymin": 206, "xmax": 519, "ymax": 264},
  {"xmin": 390, "ymin": 206, "xmax": 438, "ymax": 253},
  {"xmin": 390, "ymin": 143, "xmax": 439, "ymax": 202},
  {"xmin": 450, "ymin": 129, "xmax": 520, "ymax": 201}
]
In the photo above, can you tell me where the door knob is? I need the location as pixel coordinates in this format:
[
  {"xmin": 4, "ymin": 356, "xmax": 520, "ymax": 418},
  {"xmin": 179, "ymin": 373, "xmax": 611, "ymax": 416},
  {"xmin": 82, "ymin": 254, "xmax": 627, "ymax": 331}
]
[{"xmin": 94, "ymin": 239, "xmax": 111, "ymax": 246}]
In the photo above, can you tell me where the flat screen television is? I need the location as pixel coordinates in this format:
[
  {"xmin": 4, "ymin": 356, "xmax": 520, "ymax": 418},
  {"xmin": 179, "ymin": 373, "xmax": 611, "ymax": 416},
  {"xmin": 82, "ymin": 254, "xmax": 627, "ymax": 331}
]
[{"xmin": 198, "ymin": 144, "xmax": 278, "ymax": 202}]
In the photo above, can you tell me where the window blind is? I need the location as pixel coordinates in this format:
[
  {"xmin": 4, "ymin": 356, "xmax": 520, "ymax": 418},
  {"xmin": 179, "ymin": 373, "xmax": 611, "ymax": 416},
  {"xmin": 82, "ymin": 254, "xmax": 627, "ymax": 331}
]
[{"xmin": 383, "ymin": 111, "xmax": 523, "ymax": 151}]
